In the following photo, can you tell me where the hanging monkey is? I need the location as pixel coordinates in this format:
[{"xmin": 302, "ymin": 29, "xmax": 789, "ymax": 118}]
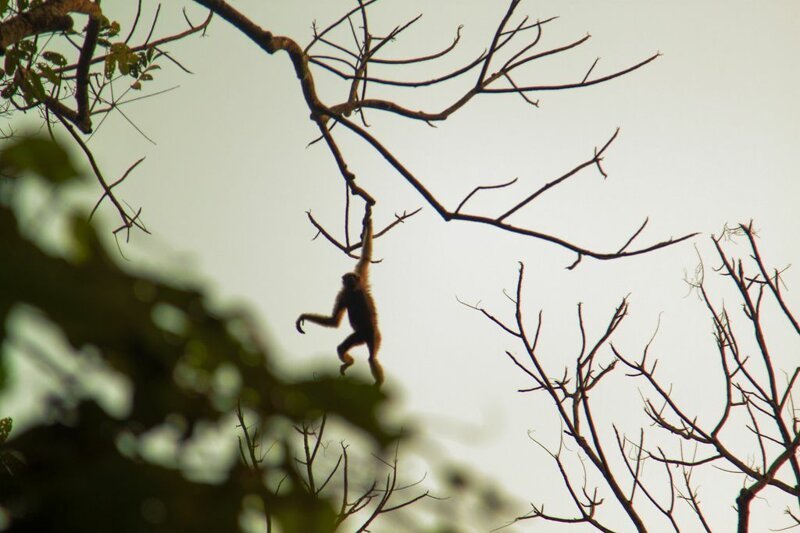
[{"xmin": 296, "ymin": 206, "xmax": 384, "ymax": 385}]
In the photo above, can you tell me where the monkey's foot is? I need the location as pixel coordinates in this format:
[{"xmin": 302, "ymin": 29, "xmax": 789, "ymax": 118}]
[{"xmin": 339, "ymin": 361, "xmax": 353, "ymax": 376}]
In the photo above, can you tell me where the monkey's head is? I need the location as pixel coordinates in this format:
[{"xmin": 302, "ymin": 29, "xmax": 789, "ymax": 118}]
[{"xmin": 342, "ymin": 272, "xmax": 360, "ymax": 289}]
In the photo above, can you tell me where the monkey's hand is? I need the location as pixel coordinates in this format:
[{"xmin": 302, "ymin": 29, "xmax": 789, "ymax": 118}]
[{"xmin": 295, "ymin": 316, "xmax": 306, "ymax": 334}]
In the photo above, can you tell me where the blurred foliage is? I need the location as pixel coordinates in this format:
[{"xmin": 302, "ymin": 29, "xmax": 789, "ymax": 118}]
[
  {"xmin": 0, "ymin": 2, "xmax": 519, "ymax": 528},
  {"xmin": 0, "ymin": 136, "xmax": 399, "ymax": 532},
  {"xmin": 0, "ymin": 137, "xmax": 79, "ymax": 183}
]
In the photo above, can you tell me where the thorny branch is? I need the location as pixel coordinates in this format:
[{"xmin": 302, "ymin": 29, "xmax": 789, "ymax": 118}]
[
  {"xmin": 471, "ymin": 224, "xmax": 800, "ymax": 530},
  {"xmin": 192, "ymin": 0, "xmax": 696, "ymax": 265},
  {"xmin": 611, "ymin": 226, "xmax": 800, "ymax": 529},
  {"xmin": 465, "ymin": 262, "xmax": 647, "ymax": 532}
]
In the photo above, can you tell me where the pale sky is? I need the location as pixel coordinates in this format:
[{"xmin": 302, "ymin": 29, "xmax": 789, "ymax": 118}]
[{"xmin": 6, "ymin": 1, "xmax": 800, "ymax": 531}]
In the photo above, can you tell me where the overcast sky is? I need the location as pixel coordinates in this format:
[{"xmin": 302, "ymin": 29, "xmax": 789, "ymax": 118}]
[{"xmin": 6, "ymin": 1, "xmax": 800, "ymax": 530}]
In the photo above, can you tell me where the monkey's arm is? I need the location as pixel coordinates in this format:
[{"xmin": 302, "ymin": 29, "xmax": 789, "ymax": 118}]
[
  {"xmin": 355, "ymin": 206, "xmax": 373, "ymax": 279},
  {"xmin": 296, "ymin": 292, "xmax": 347, "ymax": 333}
]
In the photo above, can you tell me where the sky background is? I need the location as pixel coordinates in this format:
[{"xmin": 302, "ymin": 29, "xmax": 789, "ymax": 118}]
[{"xmin": 6, "ymin": 1, "xmax": 800, "ymax": 531}]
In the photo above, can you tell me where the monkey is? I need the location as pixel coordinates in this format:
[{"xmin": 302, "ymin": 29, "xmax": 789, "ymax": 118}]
[{"xmin": 296, "ymin": 206, "xmax": 384, "ymax": 386}]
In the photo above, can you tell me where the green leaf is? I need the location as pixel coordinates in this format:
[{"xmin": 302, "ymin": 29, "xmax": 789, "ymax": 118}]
[
  {"xmin": 4, "ymin": 49, "xmax": 18, "ymax": 77},
  {"xmin": 0, "ymin": 0, "xmax": 9, "ymax": 16},
  {"xmin": 18, "ymin": 70, "xmax": 46, "ymax": 105},
  {"xmin": 104, "ymin": 55, "xmax": 116, "ymax": 78},
  {"xmin": 28, "ymin": 71, "xmax": 45, "ymax": 96},
  {"xmin": 0, "ymin": 137, "xmax": 80, "ymax": 184},
  {"xmin": 0, "ymin": 418, "xmax": 11, "ymax": 444},
  {"xmin": 107, "ymin": 20, "xmax": 121, "ymax": 38},
  {"xmin": 0, "ymin": 84, "xmax": 15, "ymax": 99},
  {"xmin": 18, "ymin": 83, "xmax": 34, "ymax": 105},
  {"xmin": 105, "ymin": 42, "xmax": 141, "ymax": 79},
  {"xmin": 37, "ymin": 64, "xmax": 62, "ymax": 87},
  {"xmin": 17, "ymin": 39, "xmax": 37, "ymax": 60},
  {"xmin": 41, "ymin": 51, "xmax": 67, "ymax": 67}
]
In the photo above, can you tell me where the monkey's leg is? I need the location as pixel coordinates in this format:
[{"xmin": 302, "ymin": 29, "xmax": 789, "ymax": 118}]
[
  {"xmin": 368, "ymin": 359, "xmax": 384, "ymax": 386},
  {"xmin": 337, "ymin": 333, "xmax": 363, "ymax": 376},
  {"xmin": 366, "ymin": 334, "xmax": 384, "ymax": 386}
]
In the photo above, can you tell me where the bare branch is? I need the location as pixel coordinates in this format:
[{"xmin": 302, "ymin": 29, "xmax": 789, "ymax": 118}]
[
  {"xmin": 498, "ymin": 129, "xmax": 618, "ymax": 221},
  {"xmin": 456, "ymin": 177, "xmax": 518, "ymax": 214}
]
